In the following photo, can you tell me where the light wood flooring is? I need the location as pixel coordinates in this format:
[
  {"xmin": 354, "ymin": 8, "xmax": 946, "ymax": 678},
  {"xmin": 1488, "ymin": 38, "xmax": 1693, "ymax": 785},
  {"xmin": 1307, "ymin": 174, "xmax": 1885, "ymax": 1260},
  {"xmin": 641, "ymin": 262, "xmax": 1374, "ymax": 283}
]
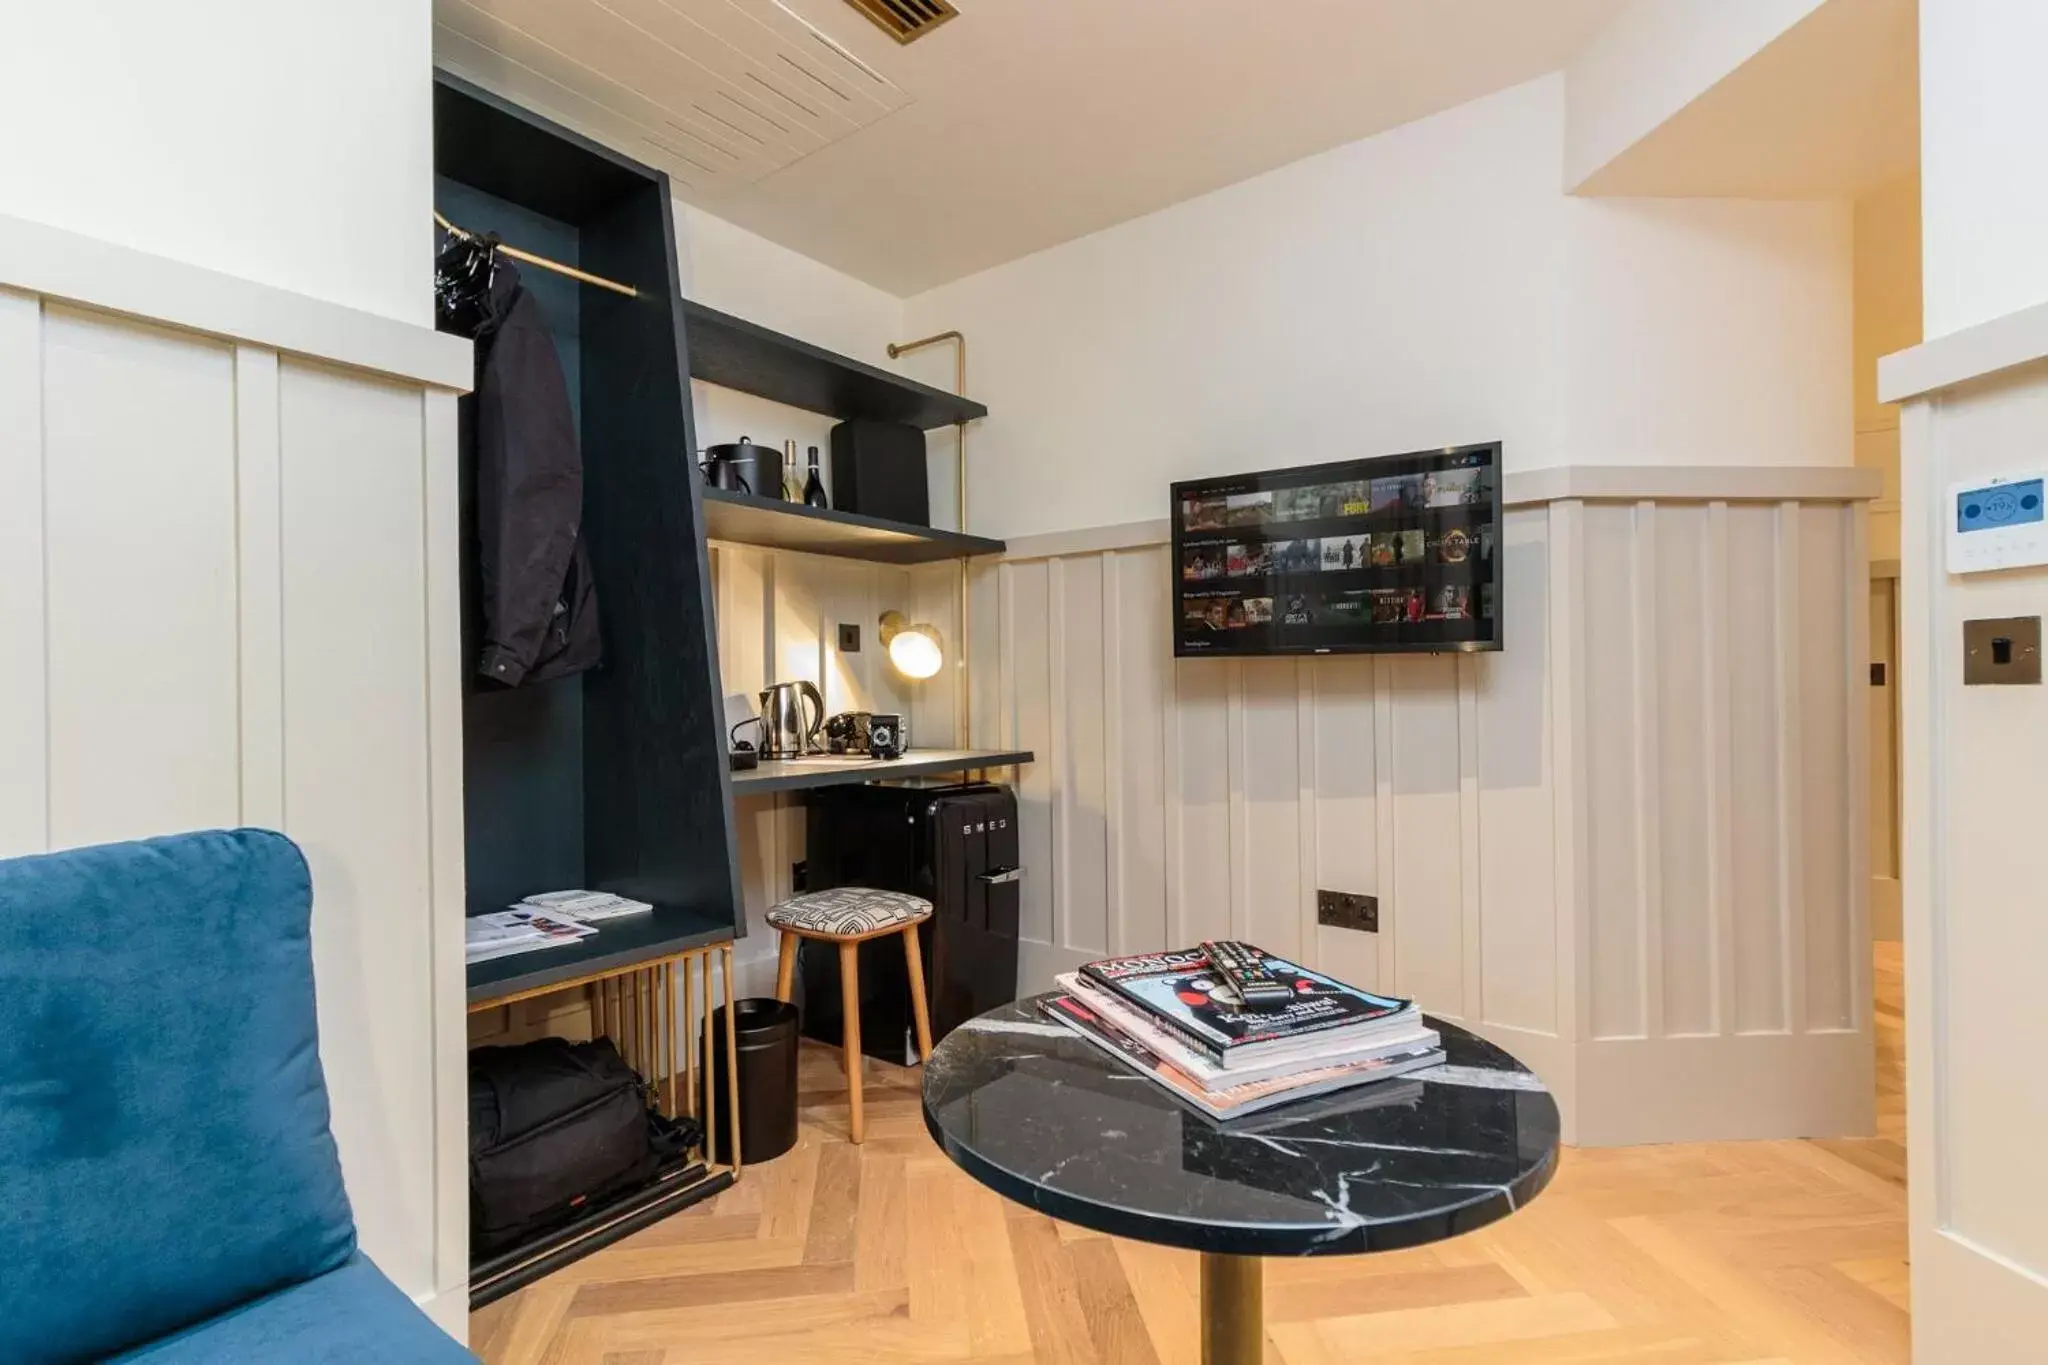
[{"xmin": 471, "ymin": 944, "xmax": 1908, "ymax": 1364}]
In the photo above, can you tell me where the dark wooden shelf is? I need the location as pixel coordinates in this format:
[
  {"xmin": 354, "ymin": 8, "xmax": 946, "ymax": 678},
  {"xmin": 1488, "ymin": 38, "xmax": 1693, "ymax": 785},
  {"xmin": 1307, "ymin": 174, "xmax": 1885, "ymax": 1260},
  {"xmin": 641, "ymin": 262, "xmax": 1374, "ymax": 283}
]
[
  {"xmin": 682, "ymin": 299, "xmax": 988, "ymax": 430},
  {"xmin": 470, "ymin": 1161, "xmax": 732, "ymax": 1309},
  {"xmin": 701, "ymin": 488, "xmax": 1005, "ymax": 564},
  {"xmin": 466, "ymin": 904, "xmax": 734, "ymax": 1005},
  {"xmin": 731, "ymin": 748, "xmax": 1035, "ymax": 795}
]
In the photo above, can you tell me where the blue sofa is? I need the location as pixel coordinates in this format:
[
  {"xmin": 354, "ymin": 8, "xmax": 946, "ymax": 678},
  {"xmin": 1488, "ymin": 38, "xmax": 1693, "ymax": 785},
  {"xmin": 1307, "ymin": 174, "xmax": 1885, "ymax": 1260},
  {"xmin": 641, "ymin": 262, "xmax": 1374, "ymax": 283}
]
[{"xmin": 0, "ymin": 829, "xmax": 476, "ymax": 1364}]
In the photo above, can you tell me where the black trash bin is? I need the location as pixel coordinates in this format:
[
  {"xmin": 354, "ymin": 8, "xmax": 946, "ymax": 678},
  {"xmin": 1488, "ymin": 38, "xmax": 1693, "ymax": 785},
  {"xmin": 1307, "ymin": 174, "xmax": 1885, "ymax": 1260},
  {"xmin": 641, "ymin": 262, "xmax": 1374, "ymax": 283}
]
[{"xmin": 705, "ymin": 997, "xmax": 799, "ymax": 1166}]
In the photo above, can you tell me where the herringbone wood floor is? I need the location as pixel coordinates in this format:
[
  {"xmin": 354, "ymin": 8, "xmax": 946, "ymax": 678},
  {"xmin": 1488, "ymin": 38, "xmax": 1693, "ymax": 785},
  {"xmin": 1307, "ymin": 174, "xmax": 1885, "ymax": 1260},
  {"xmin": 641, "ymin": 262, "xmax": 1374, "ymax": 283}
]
[{"xmin": 472, "ymin": 944, "xmax": 1907, "ymax": 1364}]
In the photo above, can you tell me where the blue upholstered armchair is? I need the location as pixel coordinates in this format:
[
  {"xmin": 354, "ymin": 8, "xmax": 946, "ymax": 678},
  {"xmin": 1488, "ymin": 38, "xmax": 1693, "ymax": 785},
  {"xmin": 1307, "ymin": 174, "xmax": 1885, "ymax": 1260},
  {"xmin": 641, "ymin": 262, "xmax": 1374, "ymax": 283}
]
[{"xmin": 0, "ymin": 830, "xmax": 475, "ymax": 1364}]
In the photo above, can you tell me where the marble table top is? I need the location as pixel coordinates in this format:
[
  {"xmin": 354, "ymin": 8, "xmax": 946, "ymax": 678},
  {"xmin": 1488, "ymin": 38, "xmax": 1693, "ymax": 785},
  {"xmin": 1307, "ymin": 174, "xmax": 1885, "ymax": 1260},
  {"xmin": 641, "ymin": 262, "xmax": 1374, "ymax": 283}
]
[{"xmin": 921, "ymin": 997, "xmax": 1560, "ymax": 1257}]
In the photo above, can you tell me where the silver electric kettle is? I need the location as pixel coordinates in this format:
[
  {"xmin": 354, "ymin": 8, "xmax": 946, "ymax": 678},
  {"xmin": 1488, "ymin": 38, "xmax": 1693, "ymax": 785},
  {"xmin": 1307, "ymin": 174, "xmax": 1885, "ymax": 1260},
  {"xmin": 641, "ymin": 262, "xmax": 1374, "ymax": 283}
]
[{"xmin": 758, "ymin": 680, "xmax": 826, "ymax": 759}]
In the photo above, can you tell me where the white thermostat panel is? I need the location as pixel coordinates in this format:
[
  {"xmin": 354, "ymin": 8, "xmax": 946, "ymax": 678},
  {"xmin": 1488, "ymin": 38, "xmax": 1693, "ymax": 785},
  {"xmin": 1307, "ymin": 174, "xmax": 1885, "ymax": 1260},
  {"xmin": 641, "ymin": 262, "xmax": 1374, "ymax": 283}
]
[{"xmin": 1949, "ymin": 473, "xmax": 2048, "ymax": 574}]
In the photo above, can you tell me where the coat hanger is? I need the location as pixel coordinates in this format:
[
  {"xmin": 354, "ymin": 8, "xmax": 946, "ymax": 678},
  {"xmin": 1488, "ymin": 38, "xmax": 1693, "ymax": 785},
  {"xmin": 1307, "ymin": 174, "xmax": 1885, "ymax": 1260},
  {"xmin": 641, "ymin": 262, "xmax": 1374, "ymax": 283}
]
[{"xmin": 434, "ymin": 211, "xmax": 639, "ymax": 299}]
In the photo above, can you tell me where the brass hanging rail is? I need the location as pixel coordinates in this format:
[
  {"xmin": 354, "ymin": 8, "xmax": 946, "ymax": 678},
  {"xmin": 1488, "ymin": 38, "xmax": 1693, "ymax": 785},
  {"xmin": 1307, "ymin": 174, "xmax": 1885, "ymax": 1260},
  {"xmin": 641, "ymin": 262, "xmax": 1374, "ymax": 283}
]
[{"xmin": 435, "ymin": 211, "xmax": 639, "ymax": 298}]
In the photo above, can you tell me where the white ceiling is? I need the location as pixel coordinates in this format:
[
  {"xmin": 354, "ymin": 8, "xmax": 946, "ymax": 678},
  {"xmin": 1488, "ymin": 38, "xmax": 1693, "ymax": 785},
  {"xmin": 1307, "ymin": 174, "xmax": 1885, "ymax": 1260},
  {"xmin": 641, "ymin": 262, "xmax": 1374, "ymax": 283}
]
[{"xmin": 436, "ymin": 0, "xmax": 1633, "ymax": 295}]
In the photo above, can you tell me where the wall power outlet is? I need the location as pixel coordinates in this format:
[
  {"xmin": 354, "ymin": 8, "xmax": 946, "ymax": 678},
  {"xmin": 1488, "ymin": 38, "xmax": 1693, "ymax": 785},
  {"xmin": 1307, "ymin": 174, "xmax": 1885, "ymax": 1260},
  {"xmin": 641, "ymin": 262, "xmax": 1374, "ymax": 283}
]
[{"xmin": 1316, "ymin": 889, "xmax": 1378, "ymax": 933}]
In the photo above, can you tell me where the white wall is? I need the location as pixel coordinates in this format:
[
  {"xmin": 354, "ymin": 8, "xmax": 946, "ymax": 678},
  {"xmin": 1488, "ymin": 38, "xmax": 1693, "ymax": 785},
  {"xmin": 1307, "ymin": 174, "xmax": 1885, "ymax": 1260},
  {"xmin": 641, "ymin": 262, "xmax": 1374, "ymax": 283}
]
[
  {"xmin": 1562, "ymin": 195, "xmax": 1851, "ymax": 466},
  {"xmin": 0, "ymin": 2, "xmax": 433, "ymax": 326},
  {"xmin": 1564, "ymin": 0, "xmax": 1826, "ymax": 189},
  {"xmin": 905, "ymin": 78, "xmax": 1562, "ymax": 541},
  {"xmin": 677, "ymin": 203, "xmax": 907, "ymax": 486},
  {"xmin": 903, "ymin": 76, "xmax": 1853, "ymax": 543},
  {"xmin": 1564, "ymin": 0, "xmax": 1917, "ymax": 202},
  {"xmin": 678, "ymin": 205, "xmax": 905, "ymax": 367},
  {"xmin": 1919, "ymin": 0, "xmax": 2048, "ymax": 337}
]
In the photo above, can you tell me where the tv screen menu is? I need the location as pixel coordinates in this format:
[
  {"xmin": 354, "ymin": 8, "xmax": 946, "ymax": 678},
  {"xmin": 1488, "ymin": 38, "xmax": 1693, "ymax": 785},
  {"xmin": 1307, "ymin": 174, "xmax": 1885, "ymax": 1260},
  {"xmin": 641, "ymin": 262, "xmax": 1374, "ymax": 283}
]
[{"xmin": 1171, "ymin": 443, "xmax": 1502, "ymax": 657}]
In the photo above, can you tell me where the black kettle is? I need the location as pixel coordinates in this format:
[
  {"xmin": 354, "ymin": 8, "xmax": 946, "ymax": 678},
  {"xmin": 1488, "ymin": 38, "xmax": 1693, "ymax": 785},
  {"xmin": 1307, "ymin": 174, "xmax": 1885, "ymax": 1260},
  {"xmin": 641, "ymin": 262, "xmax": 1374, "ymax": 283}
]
[{"xmin": 699, "ymin": 437, "xmax": 783, "ymax": 499}]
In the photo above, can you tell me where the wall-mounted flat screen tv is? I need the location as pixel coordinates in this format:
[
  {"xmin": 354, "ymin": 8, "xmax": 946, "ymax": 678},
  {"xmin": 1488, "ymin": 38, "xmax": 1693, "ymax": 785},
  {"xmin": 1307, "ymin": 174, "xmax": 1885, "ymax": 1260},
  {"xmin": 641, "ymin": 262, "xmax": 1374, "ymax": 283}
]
[{"xmin": 1172, "ymin": 443, "xmax": 1502, "ymax": 657}]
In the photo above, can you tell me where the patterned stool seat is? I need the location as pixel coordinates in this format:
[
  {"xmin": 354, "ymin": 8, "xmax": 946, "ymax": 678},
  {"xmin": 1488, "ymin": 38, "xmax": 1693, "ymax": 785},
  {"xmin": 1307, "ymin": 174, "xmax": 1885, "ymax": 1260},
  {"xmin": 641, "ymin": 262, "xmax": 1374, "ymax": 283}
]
[{"xmin": 766, "ymin": 887, "xmax": 932, "ymax": 938}]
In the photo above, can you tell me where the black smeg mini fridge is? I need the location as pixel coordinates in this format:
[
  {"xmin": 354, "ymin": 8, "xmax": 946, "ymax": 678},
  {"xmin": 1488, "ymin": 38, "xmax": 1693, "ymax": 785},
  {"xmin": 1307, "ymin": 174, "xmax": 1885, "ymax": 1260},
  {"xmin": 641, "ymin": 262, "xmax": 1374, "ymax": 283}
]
[{"xmin": 798, "ymin": 781, "xmax": 1022, "ymax": 1064}]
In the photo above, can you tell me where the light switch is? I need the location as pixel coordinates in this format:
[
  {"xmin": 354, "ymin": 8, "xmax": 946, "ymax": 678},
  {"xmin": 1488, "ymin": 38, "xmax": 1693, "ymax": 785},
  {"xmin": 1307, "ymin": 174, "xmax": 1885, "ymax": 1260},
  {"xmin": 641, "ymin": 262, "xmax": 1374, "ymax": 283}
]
[{"xmin": 1963, "ymin": 616, "xmax": 2042, "ymax": 685}]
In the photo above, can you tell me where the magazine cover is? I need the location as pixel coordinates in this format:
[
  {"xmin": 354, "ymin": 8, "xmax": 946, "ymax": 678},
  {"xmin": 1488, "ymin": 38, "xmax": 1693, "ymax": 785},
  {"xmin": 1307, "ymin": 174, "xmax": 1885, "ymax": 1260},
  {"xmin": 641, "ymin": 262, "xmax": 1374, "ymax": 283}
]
[
  {"xmin": 1055, "ymin": 972, "xmax": 1441, "ymax": 1086},
  {"xmin": 1080, "ymin": 945, "xmax": 1411, "ymax": 1057},
  {"xmin": 1039, "ymin": 994, "xmax": 1442, "ymax": 1121},
  {"xmin": 464, "ymin": 908, "xmax": 597, "ymax": 964}
]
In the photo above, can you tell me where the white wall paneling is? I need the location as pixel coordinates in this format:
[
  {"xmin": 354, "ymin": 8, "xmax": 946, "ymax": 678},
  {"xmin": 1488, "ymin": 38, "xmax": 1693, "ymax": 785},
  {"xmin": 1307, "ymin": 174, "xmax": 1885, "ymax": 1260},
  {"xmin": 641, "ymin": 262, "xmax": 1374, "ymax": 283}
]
[
  {"xmin": 1104, "ymin": 550, "xmax": 1170, "ymax": 957},
  {"xmin": 0, "ymin": 258, "xmax": 472, "ymax": 1333},
  {"xmin": 0, "ymin": 213, "xmax": 470, "ymax": 390},
  {"xmin": 1886, "ymin": 322, "xmax": 2048, "ymax": 1354},
  {"xmin": 1567, "ymin": 496, "xmax": 1871, "ymax": 1142},
  {"xmin": 420, "ymin": 388, "xmax": 470, "ymax": 1317},
  {"xmin": 41, "ymin": 305, "xmax": 242, "ymax": 849},
  {"xmin": 973, "ymin": 477, "xmax": 1873, "ymax": 1146},
  {"xmin": 279, "ymin": 358, "xmax": 441, "ymax": 1304},
  {"xmin": 234, "ymin": 347, "xmax": 287, "ymax": 829},
  {"xmin": 0, "ymin": 289, "xmax": 50, "ymax": 858},
  {"xmin": 1478, "ymin": 509, "xmax": 1558, "ymax": 1040}
]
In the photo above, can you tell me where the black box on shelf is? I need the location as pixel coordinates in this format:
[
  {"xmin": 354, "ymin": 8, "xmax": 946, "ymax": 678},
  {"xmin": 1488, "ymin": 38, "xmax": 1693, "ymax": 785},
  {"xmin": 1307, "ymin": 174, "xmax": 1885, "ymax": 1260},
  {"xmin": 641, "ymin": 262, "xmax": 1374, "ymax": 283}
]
[{"xmin": 830, "ymin": 419, "xmax": 929, "ymax": 527}]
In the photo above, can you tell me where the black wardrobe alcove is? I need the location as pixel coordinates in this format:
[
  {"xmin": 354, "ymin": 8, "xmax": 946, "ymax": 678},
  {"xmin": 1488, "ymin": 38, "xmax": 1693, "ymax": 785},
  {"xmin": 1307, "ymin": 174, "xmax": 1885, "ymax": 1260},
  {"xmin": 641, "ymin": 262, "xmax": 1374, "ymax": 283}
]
[{"xmin": 436, "ymin": 72, "xmax": 742, "ymax": 1001}]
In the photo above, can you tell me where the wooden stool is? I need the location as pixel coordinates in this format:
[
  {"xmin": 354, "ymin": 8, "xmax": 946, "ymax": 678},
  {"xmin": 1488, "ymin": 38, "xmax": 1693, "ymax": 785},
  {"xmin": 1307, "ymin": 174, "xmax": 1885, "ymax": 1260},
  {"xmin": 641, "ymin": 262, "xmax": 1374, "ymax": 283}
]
[{"xmin": 768, "ymin": 888, "xmax": 934, "ymax": 1145}]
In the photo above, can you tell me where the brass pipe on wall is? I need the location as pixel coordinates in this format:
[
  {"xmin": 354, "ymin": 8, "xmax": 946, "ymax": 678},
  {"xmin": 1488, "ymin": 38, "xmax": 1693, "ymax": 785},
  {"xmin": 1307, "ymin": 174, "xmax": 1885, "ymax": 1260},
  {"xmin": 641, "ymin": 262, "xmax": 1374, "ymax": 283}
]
[{"xmin": 886, "ymin": 330, "xmax": 972, "ymax": 747}]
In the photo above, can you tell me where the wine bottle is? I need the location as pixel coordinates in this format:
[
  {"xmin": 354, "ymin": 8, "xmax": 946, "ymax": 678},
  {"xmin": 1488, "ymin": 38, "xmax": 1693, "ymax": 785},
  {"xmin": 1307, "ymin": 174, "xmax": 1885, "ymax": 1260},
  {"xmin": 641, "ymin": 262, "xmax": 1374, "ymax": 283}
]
[{"xmin": 803, "ymin": 445, "xmax": 829, "ymax": 508}]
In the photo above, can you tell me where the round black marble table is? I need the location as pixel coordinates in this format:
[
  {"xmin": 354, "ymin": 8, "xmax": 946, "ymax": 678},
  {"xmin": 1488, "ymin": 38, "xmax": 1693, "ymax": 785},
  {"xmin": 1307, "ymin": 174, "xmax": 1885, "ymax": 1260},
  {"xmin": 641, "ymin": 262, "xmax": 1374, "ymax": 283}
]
[{"xmin": 922, "ymin": 997, "xmax": 1560, "ymax": 1365}]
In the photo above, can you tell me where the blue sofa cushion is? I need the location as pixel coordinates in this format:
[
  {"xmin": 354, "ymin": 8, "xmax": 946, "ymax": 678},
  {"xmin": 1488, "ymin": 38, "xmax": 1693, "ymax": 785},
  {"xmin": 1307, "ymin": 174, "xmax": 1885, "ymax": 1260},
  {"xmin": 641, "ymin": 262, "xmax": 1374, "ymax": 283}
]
[
  {"xmin": 0, "ymin": 830, "xmax": 357, "ymax": 1363},
  {"xmin": 108, "ymin": 1252, "xmax": 477, "ymax": 1363}
]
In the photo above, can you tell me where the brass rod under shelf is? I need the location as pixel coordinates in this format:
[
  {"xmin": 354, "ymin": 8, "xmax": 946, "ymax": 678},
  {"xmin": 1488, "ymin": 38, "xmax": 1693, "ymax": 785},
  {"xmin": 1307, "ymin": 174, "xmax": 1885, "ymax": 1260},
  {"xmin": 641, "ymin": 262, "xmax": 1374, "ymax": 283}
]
[
  {"xmin": 721, "ymin": 943, "xmax": 743, "ymax": 1176},
  {"xmin": 701, "ymin": 951, "xmax": 717, "ymax": 1167},
  {"xmin": 886, "ymin": 329, "xmax": 972, "ymax": 747},
  {"xmin": 682, "ymin": 956, "xmax": 697, "ymax": 1121}
]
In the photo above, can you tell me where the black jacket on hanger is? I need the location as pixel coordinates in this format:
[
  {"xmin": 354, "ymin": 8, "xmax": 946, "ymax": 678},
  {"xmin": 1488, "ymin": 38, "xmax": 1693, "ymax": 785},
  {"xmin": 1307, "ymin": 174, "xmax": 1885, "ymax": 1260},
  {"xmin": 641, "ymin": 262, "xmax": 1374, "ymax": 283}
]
[{"xmin": 453, "ymin": 258, "xmax": 600, "ymax": 687}]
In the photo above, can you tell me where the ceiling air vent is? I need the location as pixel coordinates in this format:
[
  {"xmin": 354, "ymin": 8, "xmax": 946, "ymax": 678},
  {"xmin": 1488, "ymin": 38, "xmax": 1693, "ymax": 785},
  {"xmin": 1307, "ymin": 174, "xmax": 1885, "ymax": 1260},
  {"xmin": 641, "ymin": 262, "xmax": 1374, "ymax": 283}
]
[{"xmin": 843, "ymin": 0, "xmax": 958, "ymax": 44}]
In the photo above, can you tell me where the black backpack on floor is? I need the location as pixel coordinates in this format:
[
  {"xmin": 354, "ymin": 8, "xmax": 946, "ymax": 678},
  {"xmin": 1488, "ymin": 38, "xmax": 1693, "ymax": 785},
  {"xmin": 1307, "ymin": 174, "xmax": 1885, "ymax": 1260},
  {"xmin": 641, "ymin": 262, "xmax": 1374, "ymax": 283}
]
[{"xmin": 467, "ymin": 1036, "xmax": 689, "ymax": 1253}]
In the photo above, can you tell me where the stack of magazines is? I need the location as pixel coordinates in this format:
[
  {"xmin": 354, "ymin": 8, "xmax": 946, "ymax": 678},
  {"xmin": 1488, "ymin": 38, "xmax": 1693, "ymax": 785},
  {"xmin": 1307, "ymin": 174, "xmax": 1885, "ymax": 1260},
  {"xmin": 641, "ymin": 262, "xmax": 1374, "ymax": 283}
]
[
  {"xmin": 1042, "ymin": 945, "xmax": 1444, "ymax": 1120},
  {"xmin": 464, "ymin": 890, "xmax": 653, "ymax": 966}
]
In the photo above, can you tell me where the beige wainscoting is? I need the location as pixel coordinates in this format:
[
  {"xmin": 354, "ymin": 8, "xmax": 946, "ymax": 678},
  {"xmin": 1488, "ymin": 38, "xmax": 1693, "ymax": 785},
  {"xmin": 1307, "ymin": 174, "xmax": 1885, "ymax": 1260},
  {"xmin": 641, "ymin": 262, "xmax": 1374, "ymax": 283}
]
[{"xmin": 955, "ymin": 471, "xmax": 1878, "ymax": 1147}]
